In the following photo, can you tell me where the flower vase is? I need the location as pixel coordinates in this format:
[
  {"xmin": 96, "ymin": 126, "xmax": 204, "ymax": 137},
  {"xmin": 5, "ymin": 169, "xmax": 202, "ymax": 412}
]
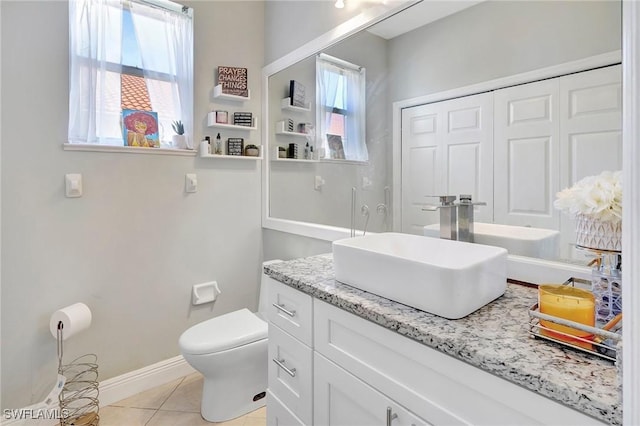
[
  {"xmin": 172, "ymin": 134, "xmax": 188, "ymax": 149},
  {"xmin": 575, "ymin": 214, "xmax": 622, "ymax": 251}
]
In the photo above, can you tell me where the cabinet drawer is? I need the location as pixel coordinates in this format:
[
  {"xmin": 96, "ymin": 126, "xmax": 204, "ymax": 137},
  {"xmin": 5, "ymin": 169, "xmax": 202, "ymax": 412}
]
[
  {"xmin": 314, "ymin": 299, "xmax": 603, "ymax": 425},
  {"xmin": 267, "ymin": 390, "xmax": 305, "ymax": 426},
  {"xmin": 267, "ymin": 277, "xmax": 313, "ymax": 346},
  {"xmin": 315, "ymin": 352, "xmax": 428, "ymax": 426},
  {"xmin": 268, "ymin": 323, "xmax": 313, "ymax": 425}
]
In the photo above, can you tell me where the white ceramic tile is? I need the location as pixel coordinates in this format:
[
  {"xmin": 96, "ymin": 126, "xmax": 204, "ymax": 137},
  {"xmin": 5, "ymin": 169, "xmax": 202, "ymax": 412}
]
[
  {"xmin": 243, "ymin": 415, "xmax": 266, "ymax": 426},
  {"xmin": 98, "ymin": 406, "xmax": 155, "ymax": 426},
  {"xmin": 246, "ymin": 406, "xmax": 266, "ymax": 419},
  {"xmin": 111, "ymin": 378, "xmax": 183, "ymax": 409},
  {"xmin": 159, "ymin": 373, "xmax": 203, "ymax": 412},
  {"xmin": 146, "ymin": 410, "xmax": 212, "ymax": 426}
]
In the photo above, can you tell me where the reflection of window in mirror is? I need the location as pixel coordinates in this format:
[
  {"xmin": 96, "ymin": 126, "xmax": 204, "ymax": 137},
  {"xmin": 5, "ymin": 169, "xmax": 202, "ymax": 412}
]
[{"xmin": 316, "ymin": 53, "xmax": 367, "ymax": 161}]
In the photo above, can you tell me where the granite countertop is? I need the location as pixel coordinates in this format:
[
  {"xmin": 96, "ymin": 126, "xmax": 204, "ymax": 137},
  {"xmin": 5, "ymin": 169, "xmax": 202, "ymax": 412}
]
[{"xmin": 264, "ymin": 253, "xmax": 621, "ymax": 425}]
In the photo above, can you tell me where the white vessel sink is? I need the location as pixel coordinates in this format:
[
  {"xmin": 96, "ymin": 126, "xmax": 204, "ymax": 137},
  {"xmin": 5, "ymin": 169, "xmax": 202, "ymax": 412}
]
[
  {"xmin": 424, "ymin": 223, "xmax": 559, "ymax": 260},
  {"xmin": 332, "ymin": 232, "xmax": 507, "ymax": 319}
]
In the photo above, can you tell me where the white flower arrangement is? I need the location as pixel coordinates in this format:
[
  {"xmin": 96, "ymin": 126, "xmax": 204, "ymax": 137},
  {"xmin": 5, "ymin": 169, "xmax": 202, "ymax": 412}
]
[{"xmin": 554, "ymin": 170, "xmax": 622, "ymax": 223}]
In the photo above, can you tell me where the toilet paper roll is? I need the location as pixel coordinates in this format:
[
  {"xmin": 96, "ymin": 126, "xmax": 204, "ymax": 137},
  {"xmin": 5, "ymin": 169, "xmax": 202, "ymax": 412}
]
[{"xmin": 49, "ymin": 303, "xmax": 92, "ymax": 340}]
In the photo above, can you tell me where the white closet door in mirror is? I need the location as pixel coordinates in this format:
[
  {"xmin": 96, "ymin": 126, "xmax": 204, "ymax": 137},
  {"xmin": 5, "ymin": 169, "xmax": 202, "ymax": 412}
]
[
  {"xmin": 401, "ymin": 92, "xmax": 493, "ymax": 235},
  {"xmin": 493, "ymin": 79, "xmax": 560, "ymax": 230},
  {"xmin": 558, "ymin": 64, "xmax": 622, "ymax": 259}
]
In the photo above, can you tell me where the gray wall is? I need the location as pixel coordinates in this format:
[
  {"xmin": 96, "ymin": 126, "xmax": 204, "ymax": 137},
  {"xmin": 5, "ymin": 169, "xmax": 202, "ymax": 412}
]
[
  {"xmin": 389, "ymin": 0, "xmax": 621, "ymax": 101},
  {"xmin": 264, "ymin": 1, "xmax": 366, "ymax": 64},
  {"xmin": 1, "ymin": 0, "xmax": 264, "ymax": 409}
]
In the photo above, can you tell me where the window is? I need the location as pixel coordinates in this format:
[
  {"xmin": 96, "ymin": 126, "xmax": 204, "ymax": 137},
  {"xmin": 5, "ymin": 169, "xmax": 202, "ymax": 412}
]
[
  {"xmin": 68, "ymin": 0, "xmax": 193, "ymax": 148},
  {"xmin": 316, "ymin": 54, "xmax": 367, "ymax": 161}
]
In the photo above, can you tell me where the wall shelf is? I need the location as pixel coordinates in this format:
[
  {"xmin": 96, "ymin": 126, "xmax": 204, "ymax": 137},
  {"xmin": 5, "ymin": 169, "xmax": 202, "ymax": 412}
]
[
  {"xmin": 274, "ymin": 156, "xmax": 318, "ymax": 163},
  {"xmin": 207, "ymin": 112, "xmax": 257, "ymax": 130},
  {"xmin": 200, "ymin": 153, "xmax": 262, "ymax": 160},
  {"xmin": 275, "ymin": 120, "xmax": 310, "ymax": 137},
  {"xmin": 213, "ymin": 84, "xmax": 250, "ymax": 101},
  {"xmin": 281, "ymin": 97, "xmax": 311, "ymax": 112},
  {"xmin": 276, "ymin": 130, "xmax": 309, "ymax": 137}
]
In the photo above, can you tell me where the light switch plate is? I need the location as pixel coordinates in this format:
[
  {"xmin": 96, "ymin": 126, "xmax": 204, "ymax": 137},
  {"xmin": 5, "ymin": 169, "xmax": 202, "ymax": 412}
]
[
  {"xmin": 65, "ymin": 174, "xmax": 82, "ymax": 198},
  {"xmin": 185, "ymin": 173, "xmax": 197, "ymax": 193}
]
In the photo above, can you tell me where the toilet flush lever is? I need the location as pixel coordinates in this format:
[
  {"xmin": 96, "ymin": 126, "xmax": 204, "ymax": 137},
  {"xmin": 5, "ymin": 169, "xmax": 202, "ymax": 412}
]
[{"xmin": 272, "ymin": 303, "xmax": 296, "ymax": 317}]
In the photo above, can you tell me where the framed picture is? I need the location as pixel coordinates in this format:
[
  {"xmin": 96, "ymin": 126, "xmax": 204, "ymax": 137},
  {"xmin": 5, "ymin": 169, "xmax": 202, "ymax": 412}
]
[
  {"xmin": 122, "ymin": 109, "xmax": 159, "ymax": 148},
  {"xmin": 215, "ymin": 110, "xmax": 229, "ymax": 124},
  {"xmin": 289, "ymin": 80, "xmax": 306, "ymax": 107},
  {"xmin": 227, "ymin": 138, "xmax": 244, "ymax": 156},
  {"xmin": 327, "ymin": 134, "xmax": 345, "ymax": 159}
]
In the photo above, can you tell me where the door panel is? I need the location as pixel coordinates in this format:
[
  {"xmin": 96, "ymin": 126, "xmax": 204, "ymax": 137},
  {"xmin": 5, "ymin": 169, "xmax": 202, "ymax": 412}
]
[{"xmin": 401, "ymin": 93, "xmax": 493, "ymax": 234}]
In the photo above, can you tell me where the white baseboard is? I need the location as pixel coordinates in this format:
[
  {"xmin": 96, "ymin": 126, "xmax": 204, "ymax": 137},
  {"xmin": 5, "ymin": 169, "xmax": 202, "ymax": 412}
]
[
  {"xmin": 2, "ymin": 355, "xmax": 195, "ymax": 426},
  {"xmin": 99, "ymin": 355, "xmax": 196, "ymax": 407}
]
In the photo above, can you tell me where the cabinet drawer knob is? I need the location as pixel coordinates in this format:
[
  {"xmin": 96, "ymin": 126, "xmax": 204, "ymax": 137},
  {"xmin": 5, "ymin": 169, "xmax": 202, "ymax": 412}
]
[
  {"xmin": 273, "ymin": 358, "xmax": 297, "ymax": 377},
  {"xmin": 272, "ymin": 303, "xmax": 296, "ymax": 317},
  {"xmin": 386, "ymin": 407, "xmax": 398, "ymax": 426}
]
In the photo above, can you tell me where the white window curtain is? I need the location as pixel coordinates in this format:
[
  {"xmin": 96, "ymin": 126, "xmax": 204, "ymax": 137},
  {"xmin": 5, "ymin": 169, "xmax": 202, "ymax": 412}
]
[
  {"xmin": 68, "ymin": 0, "xmax": 124, "ymax": 145},
  {"xmin": 130, "ymin": 2, "xmax": 193, "ymax": 146},
  {"xmin": 316, "ymin": 54, "xmax": 368, "ymax": 161},
  {"xmin": 68, "ymin": 0, "xmax": 193, "ymax": 146}
]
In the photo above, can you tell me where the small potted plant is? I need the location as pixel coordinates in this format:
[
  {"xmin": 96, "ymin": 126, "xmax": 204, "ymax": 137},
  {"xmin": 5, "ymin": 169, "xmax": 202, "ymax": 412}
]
[
  {"xmin": 171, "ymin": 120, "xmax": 189, "ymax": 149},
  {"xmin": 245, "ymin": 144, "xmax": 260, "ymax": 157}
]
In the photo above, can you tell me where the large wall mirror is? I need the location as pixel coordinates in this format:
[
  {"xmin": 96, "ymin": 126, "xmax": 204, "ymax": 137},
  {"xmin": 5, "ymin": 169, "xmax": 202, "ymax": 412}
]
[{"xmin": 262, "ymin": 0, "xmax": 622, "ymax": 276}]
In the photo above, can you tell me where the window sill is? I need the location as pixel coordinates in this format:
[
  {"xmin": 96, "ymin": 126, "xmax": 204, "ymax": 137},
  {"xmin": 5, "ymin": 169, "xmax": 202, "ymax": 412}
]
[{"xmin": 63, "ymin": 143, "xmax": 198, "ymax": 156}]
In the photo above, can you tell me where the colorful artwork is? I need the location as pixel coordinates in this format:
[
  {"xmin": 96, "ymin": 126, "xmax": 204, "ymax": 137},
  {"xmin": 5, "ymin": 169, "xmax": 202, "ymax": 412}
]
[{"xmin": 122, "ymin": 109, "xmax": 159, "ymax": 147}]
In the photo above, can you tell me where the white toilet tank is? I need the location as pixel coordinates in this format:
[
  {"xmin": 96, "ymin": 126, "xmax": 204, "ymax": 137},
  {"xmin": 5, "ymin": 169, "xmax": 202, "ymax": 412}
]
[{"xmin": 258, "ymin": 259, "xmax": 282, "ymax": 317}]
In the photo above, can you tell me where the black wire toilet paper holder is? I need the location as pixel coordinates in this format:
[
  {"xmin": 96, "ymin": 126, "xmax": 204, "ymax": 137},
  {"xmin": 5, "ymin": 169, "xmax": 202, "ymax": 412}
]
[{"xmin": 56, "ymin": 321, "xmax": 100, "ymax": 426}]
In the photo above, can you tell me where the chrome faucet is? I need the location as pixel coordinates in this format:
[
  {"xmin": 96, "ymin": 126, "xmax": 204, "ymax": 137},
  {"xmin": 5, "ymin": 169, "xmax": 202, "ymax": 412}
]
[
  {"xmin": 457, "ymin": 194, "xmax": 486, "ymax": 243},
  {"xmin": 423, "ymin": 195, "xmax": 458, "ymax": 240}
]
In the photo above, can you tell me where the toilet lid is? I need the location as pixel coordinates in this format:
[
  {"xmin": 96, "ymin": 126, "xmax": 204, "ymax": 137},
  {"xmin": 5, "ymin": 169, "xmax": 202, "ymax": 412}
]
[{"xmin": 179, "ymin": 308, "xmax": 267, "ymax": 355}]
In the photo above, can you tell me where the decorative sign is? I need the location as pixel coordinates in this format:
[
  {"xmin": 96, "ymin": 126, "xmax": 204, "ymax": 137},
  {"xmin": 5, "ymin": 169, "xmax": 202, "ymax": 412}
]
[
  {"xmin": 227, "ymin": 138, "xmax": 244, "ymax": 156},
  {"xmin": 218, "ymin": 66, "xmax": 248, "ymax": 97}
]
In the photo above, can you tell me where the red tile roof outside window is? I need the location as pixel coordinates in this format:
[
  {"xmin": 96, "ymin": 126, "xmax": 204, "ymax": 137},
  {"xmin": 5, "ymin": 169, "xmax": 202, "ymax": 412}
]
[{"xmin": 121, "ymin": 74, "xmax": 152, "ymax": 111}]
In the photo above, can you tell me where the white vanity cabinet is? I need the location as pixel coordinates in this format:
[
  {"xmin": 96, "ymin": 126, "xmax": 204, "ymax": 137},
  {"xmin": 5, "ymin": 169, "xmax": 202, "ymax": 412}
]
[
  {"xmin": 266, "ymin": 278, "xmax": 605, "ymax": 426},
  {"xmin": 314, "ymin": 353, "xmax": 427, "ymax": 426},
  {"xmin": 266, "ymin": 277, "xmax": 313, "ymax": 425}
]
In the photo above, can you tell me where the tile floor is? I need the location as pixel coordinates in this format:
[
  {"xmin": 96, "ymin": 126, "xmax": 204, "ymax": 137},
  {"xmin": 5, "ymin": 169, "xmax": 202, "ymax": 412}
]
[{"xmin": 100, "ymin": 373, "xmax": 266, "ymax": 426}]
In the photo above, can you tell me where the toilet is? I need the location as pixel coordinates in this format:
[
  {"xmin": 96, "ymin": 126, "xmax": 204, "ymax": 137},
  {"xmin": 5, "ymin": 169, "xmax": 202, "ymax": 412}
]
[{"xmin": 178, "ymin": 260, "xmax": 281, "ymax": 422}]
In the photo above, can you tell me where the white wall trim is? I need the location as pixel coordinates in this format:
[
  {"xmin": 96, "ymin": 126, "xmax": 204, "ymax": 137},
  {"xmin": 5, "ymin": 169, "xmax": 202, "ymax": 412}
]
[
  {"xmin": 622, "ymin": 1, "xmax": 640, "ymax": 423},
  {"xmin": 99, "ymin": 355, "xmax": 195, "ymax": 407}
]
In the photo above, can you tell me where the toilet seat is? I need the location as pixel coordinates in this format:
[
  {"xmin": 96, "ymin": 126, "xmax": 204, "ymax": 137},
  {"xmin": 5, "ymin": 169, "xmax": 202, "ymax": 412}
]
[{"xmin": 179, "ymin": 308, "xmax": 267, "ymax": 355}]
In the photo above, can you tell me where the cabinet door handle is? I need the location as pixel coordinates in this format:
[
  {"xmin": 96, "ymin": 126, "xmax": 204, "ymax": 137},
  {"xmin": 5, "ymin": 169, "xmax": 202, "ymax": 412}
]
[
  {"xmin": 272, "ymin": 358, "xmax": 297, "ymax": 377},
  {"xmin": 386, "ymin": 407, "xmax": 398, "ymax": 426},
  {"xmin": 272, "ymin": 303, "xmax": 296, "ymax": 317}
]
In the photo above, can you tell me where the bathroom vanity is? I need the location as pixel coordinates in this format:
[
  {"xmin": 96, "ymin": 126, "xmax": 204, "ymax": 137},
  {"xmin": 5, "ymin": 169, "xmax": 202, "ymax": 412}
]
[{"xmin": 264, "ymin": 254, "xmax": 620, "ymax": 425}]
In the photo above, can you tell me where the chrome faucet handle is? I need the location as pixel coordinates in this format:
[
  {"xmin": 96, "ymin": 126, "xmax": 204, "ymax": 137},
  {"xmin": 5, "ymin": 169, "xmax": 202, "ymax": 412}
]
[
  {"xmin": 425, "ymin": 195, "xmax": 457, "ymax": 206},
  {"xmin": 458, "ymin": 194, "xmax": 486, "ymax": 206}
]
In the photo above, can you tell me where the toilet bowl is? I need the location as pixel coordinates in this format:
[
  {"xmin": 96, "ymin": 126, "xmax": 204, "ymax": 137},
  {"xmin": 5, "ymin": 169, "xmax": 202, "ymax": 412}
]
[{"xmin": 178, "ymin": 260, "xmax": 280, "ymax": 422}]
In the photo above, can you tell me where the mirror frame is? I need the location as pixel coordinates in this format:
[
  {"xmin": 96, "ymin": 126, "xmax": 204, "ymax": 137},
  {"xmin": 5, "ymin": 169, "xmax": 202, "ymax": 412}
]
[{"xmin": 262, "ymin": 5, "xmax": 640, "ymax": 412}]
